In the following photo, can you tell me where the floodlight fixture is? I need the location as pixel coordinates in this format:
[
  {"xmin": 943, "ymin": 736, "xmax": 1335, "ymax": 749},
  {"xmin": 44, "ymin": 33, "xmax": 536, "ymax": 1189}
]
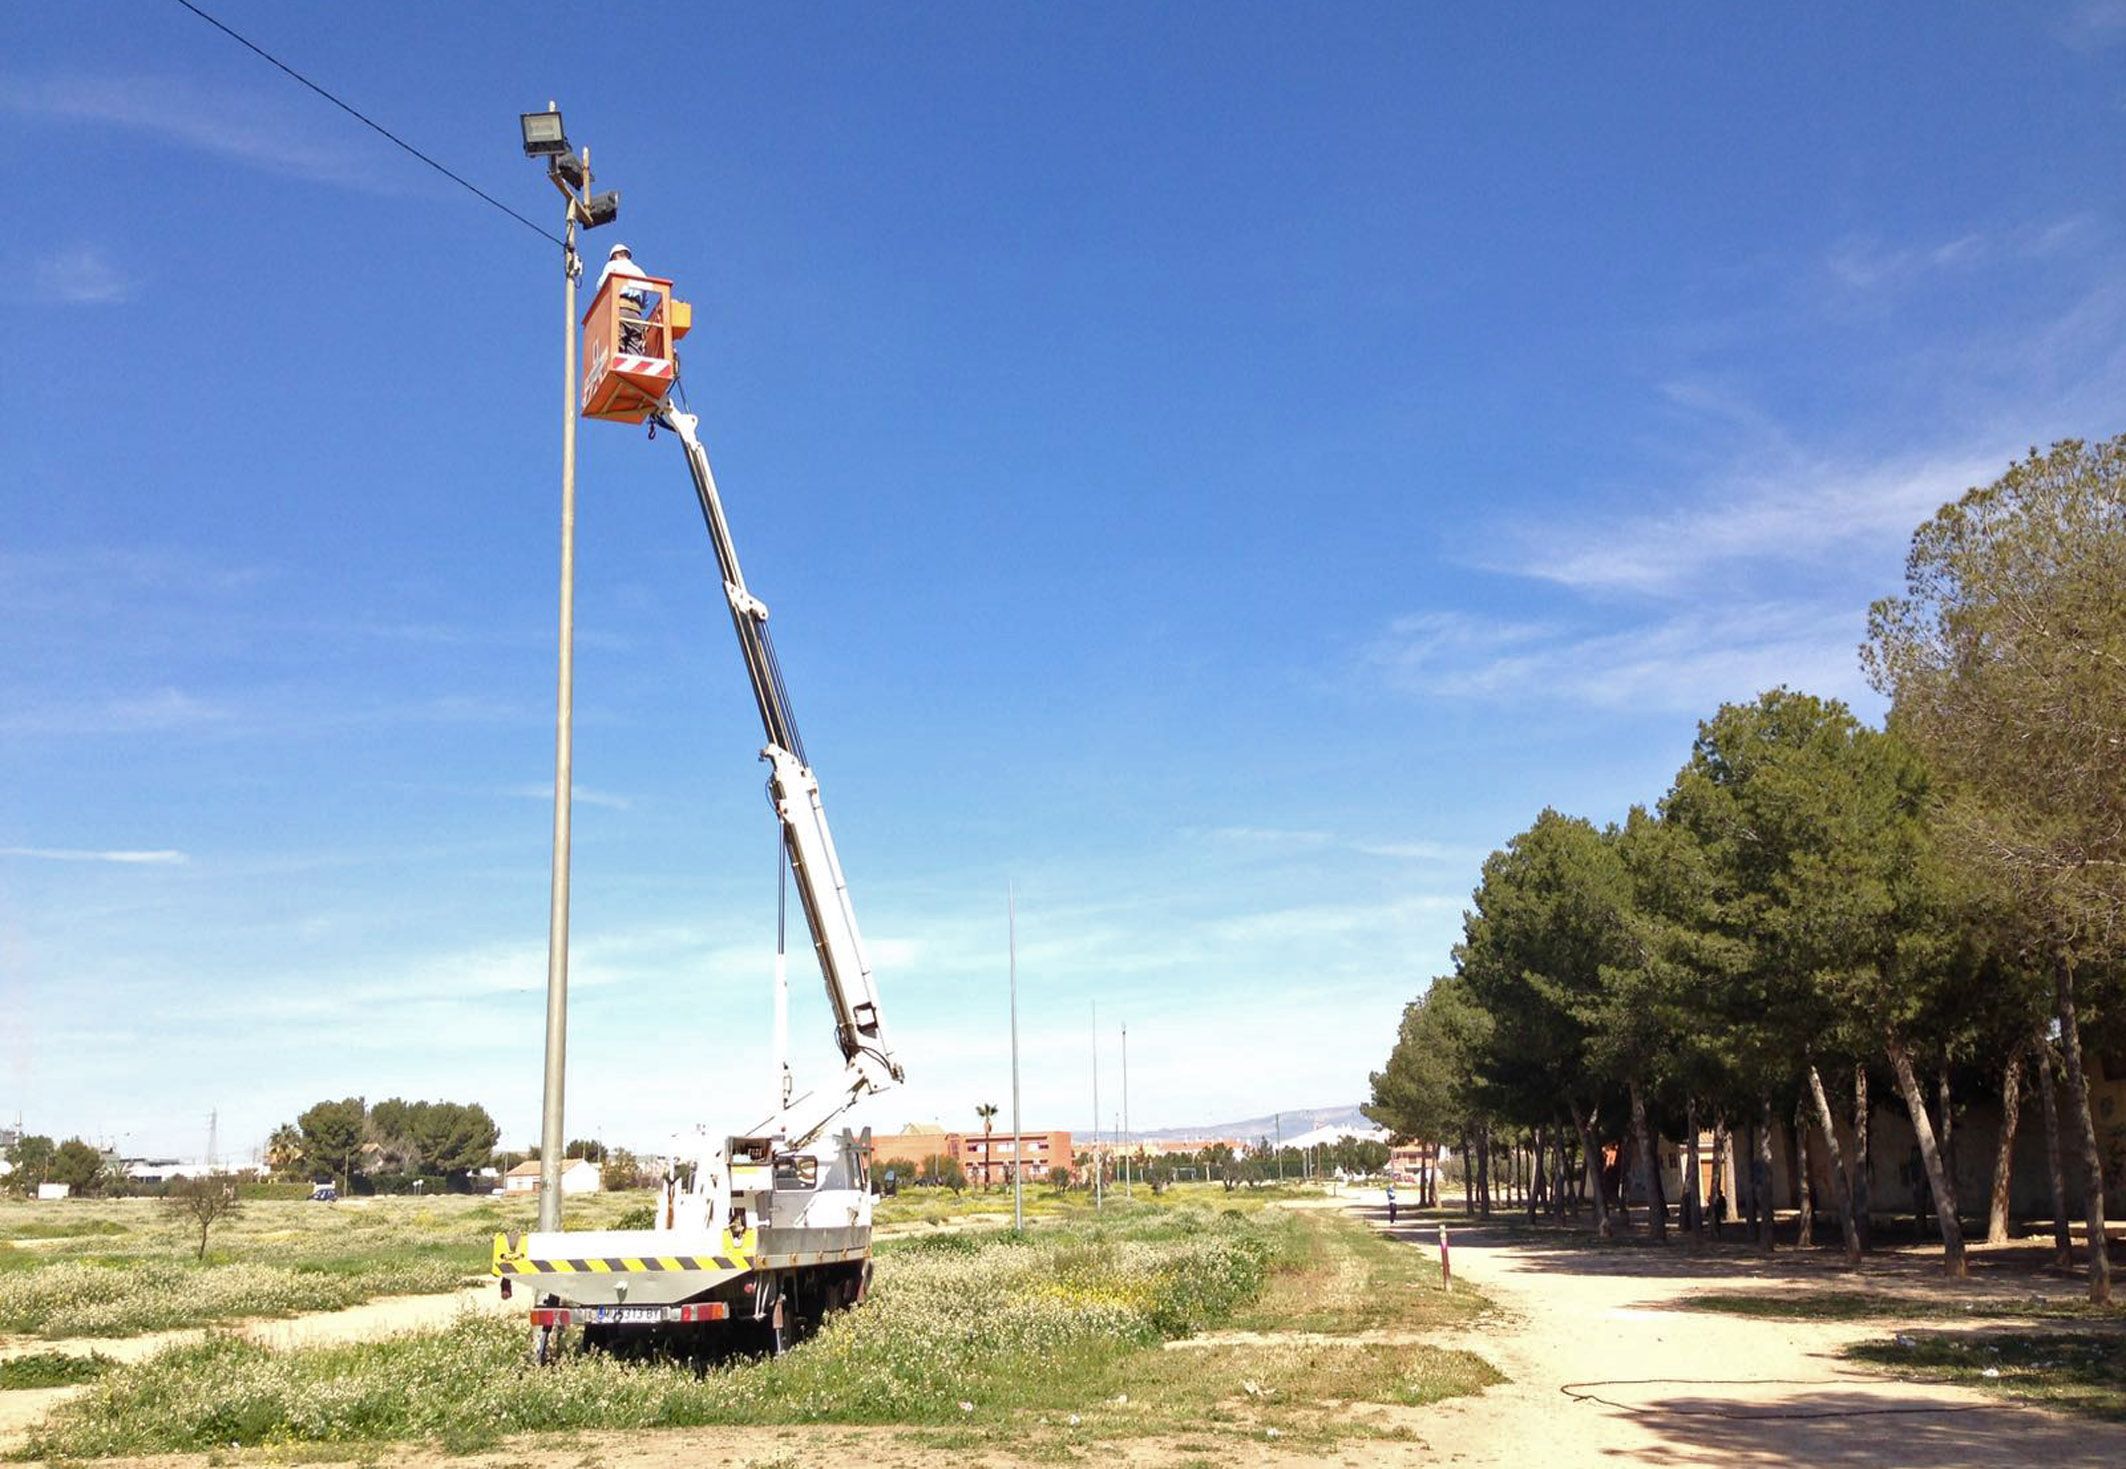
[
  {"xmin": 580, "ymin": 190, "xmax": 620, "ymax": 229},
  {"xmin": 551, "ymin": 151, "xmax": 588, "ymax": 191},
  {"xmin": 520, "ymin": 109, "xmax": 569, "ymax": 158}
]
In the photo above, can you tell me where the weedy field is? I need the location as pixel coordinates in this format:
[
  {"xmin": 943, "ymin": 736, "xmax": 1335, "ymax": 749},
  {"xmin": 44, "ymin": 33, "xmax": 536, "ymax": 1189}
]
[
  {"xmin": 13, "ymin": 1190, "xmax": 1500, "ymax": 1460},
  {"xmin": 0, "ymin": 1192, "xmax": 645, "ymax": 1338}
]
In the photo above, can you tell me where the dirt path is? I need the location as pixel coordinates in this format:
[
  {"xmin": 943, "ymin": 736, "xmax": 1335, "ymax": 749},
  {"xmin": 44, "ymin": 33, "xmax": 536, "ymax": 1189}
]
[{"xmin": 1374, "ymin": 1207, "xmax": 2126, "ymax": 1466}]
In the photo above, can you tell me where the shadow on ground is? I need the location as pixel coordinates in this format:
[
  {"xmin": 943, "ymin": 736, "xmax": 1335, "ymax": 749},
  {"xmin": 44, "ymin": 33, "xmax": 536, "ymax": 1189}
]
[
  {"xmin": 1592, "ymin": 1385, "xmax": 2111, "ymax": 1466},
  {"xmin": 1362, "ymin": 1206, "xmax": 2119, "ymax": 1301}
]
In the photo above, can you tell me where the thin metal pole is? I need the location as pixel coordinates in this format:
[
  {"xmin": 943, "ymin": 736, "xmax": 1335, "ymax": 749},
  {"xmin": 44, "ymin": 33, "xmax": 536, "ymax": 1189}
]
[
  {"xmin": 536, "ymin": 183, "xmax": 583, "ymax": 1234},
  {"xmin": 1121, "ymin": 1022, "xmax": 1130, "ymax": 1200},
  {"xmin": 1009, "ymin": 884, "xmax": 1023, "ymax": 1232},
  {"xmin": 1092, "ymin": 1000, "xmax": 1102, "ymax": 1212}
]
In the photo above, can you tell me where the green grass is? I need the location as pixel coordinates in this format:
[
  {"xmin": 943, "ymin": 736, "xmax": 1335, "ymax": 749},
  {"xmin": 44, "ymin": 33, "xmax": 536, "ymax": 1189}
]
[
  {"xmin": 1229, "ymin": 1201, "xmax": 1482, "ymax": 1336},
  {"xmin": 1684, "ymin": 1289, "xmax": 2126, "ymax": 1324},
  {"xmin": 0, "ymin": 1352, "xmax": 114, "ymax": 1389},
  {"xmin": 1848, "ymin": 1329, "xmax": 2126, "ymax": 1420},
  {"xmin": 0, "ymin": 1219, "xmax": 131, "ymax": 1242},
  {"xmin": 22, "ymin": 1204, "xmax": 1500, "ymax": 1459}
]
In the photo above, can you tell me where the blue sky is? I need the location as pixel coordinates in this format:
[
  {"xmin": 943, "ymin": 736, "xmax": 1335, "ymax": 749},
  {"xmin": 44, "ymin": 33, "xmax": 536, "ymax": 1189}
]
[{"xmin": 5, "ymin": 3, "xmax": 2125, "ymax": 1160}]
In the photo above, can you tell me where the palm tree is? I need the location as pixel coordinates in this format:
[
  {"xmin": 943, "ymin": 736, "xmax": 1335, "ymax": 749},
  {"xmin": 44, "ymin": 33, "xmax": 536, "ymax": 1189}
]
[
  {"xmin": 975, "ymin": 1103, "xmax": 999, "ymax": 1189},
  {"xmin": 264, "ymin": 1124, "xmax": 305, "ymax": 1179}
]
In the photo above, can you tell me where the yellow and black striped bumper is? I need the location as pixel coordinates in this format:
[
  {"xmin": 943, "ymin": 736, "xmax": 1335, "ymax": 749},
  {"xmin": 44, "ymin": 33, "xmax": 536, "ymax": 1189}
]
[{"xmin": 491, "ymin": 1230, "xmax": 755, "ymax": 1277}]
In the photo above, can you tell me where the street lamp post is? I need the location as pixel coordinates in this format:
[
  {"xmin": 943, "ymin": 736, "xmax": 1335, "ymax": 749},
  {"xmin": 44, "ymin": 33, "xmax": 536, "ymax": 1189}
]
[
  {"xmin": 520, "ymin": 104, "xmax": 617, "ymax": 1234},
  {"xmin": 1121, "ymin": 1022, "xmax": 1130, "ymax": 1201},
  {"xmin": 1009, "ymin": 884, "xmax": 1023, "ymax": 1233},
  {"xmin": 1091, "ymin": 1000, "xmax": 1102, "ymax": 1212}
]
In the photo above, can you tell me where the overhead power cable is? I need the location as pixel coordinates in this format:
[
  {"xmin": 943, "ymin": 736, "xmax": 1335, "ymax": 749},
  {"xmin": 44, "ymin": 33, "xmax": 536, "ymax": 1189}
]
[{"xmin": 171, "ymin": 0, "xmax": 564, "ymax": 246}]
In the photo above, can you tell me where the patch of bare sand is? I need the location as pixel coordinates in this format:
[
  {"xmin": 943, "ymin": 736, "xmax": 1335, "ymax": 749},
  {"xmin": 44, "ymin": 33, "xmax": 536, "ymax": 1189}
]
[{"xmin": 1370, "ymin": 1209, "xmax": 2126, "ymax": 1466}]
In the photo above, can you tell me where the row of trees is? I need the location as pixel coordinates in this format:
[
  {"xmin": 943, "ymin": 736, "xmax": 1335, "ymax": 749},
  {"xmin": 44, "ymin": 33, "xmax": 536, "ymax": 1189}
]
[
  {"xmin": 1367, "ymin": 438, "xmax": 2126, "ymax": 1302},
  {"xmin": 271, "ymin": 1096, "xmax": 500, "ymax": 1193},
  {"xmin": 1, "ymin": 1135, "xmax": 111, "ymax": 1196}
]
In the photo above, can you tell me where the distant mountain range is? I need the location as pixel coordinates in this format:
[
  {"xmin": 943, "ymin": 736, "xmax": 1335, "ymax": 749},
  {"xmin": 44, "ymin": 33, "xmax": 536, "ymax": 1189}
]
[{"xmin": 1130, "ymin": 1103, "xmax": 1373, "ymax": 1143}]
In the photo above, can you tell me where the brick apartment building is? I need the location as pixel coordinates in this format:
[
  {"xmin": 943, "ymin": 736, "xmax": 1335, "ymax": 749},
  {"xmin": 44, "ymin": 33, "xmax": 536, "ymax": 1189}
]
[{"xmin": 871, "ymin": 1123, "xmax": 1075, "ymax": 1184}]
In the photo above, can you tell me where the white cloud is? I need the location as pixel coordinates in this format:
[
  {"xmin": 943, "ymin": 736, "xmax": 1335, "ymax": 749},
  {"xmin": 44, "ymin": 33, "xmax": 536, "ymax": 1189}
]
[
  {"xmin": 1824, "ymin": 218, "xmax": 2096, "ymax": 295},
  {"xmin": 0, "ymin": 847, "xmax": 188, "ymax": 865},
  {"xmin": 1349, "ymin": 840, "xmax": 1480, "ymax": 862},
  {"xmin": 500, "ymin": 783, "xmax": 634, "ymax": 812},
  {"xmin": 1198, "ymin": 825, "xmax": 1477, "ymax": 865},
  {"xmin": 29, "ymin": 245, "xmax": 135, "ymax": 305},
  {"xmin": 1366, "ymin": 602, "xmax": 1874, "ymax": 715},
  {"xmin": 1493, "ymin": 447, "xmax": 2003, "ymax": 598},
  {"xmin": 1203, "ymin": 825, "xmax": 1333, "ymax": 848},
  {"xmin": 2056, "ymin": 0, "xmax": 2126, "ymax": 51},
  {"xmin": 0, "ymin": 687, "xmax": 231, "ymax": 735},
  {"xmin": 0, "ymin": 75, "xmax": 388, "ymax": 190}
]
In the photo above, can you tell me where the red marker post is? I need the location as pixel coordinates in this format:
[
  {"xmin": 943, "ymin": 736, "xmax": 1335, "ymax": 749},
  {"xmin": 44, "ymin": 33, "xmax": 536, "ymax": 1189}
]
[{"xmin": 1438, "ymin": 1224, "xmax": 1451, "ymax": 1291}]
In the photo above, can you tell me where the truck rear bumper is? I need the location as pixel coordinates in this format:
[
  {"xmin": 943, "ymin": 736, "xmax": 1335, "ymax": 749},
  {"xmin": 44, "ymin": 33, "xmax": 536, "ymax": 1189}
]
[{"xmin": 530, "ymin": 1301, "xmax": 730, "ymax": 1328}]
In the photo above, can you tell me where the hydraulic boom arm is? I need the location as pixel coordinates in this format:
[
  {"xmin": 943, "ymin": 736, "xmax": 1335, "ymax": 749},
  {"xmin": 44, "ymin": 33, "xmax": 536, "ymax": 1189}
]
[{"xmin": 657, "ymin": 407, "xmax": 903, "ymax": 1149}]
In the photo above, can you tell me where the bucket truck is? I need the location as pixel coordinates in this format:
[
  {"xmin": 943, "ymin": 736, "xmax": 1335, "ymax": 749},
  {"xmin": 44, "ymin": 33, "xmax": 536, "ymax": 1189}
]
[{"xmin": 493, "ymin": 264, "xmax": 904, "ymax": 1359}]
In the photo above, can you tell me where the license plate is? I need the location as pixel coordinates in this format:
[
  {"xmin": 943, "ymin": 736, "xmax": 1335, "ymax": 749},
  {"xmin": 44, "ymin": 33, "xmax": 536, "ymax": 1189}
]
[{"xmin": 589, "ymin": 1306, "xmax": 665, "ymax": 1324}]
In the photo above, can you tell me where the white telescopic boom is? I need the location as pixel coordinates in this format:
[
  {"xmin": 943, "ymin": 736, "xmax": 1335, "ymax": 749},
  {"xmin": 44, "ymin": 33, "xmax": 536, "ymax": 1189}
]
[{"xmin": 657, "ymin": 407, "xmax": 903, "ymax": 1146}]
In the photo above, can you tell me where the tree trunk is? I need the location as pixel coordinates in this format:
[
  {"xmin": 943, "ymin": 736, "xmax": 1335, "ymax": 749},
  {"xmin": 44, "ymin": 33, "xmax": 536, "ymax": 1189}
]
[
  {"xmin": 1478, "ymin": 1120, "xmax": 1493, "ymax": 1219},
  {"xmin": 2036, "ymin": 1039, "xmax": 2073, "ymax": 1268},
  {"xmin": 1754, "ymin": 1097, "xmax": 1776, "ymax": 1252},
  {"xmin": 1711, "ymin": 1117, "xmax": 1733, "ymax": 1233},
  {"xmin": 1555, "ymin": 1123, "xmax": 1572, "ymax": 1220},
  {"xmin": 1794, "ymin": 1098, "xmax": 1814, "ymax": 1248},
  {"xmin": 1987, "ymin": 1040, "xmax": 2026, "ymax": 1247},
  {"xmin": 1629, "ymin": 1079, "xmax": 1664, "ymax": 1242},
  {"xmin": 1737, "ymin": 1119, "xmax": 1756, "ymax": 1239},
  {"xmin": 2054, "ymin": 954, "xmax": 2112, "ymax": 1304},
  {"xmin": 1887, "ymin": 1035, "xmax": 1967, "ymax": 1278},
  {"xmin": 1528, "ymin": 1127, "xmax": 1543, "ymax": 1222},
  {"xmin": 1853, "ymin": 1068, "xmax": 1873, "ymax": 1251},
  {"xmin": 1459, "ymin": 1127, "xmax": 1474, "ymax": 1216},
  {"xmin": 1573, "ymin": 1102, "xmax": 1611, "ymax": 1238},
  {"xmin": 1805, "ymin": 1064, "xmax": 1863, "ymax": 1263},
  {"xmin": 1611, "ymin": 1128, "xmax": 1630, "ymax": 1232},
  {"xmin": 1650, "ymin": 1137, "xmax": 1669, "ymax": 1236},
  {"xmin": 1685, "ymin": 1098, "xmax": 1703, "ymax": 1238}
]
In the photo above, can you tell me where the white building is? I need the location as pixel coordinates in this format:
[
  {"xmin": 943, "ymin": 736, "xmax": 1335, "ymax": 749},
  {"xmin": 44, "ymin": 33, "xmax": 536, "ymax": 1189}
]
[{"xmin": 503, "ymin": 1158, "xmax": 602, "ymax": 1195}]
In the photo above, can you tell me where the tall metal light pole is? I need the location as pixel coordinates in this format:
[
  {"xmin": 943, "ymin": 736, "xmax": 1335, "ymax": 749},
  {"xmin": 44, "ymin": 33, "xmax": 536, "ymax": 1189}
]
[
  {"xmin": 1091, "ymin": 1000, "xmax": 1102, "ymax": 1212},
  {"xmin": 1120, "ymin": 1021, "xmax": 1130, "ymax": 1201},
  {"xmin": 519, "ymin": 104, "xmax": 618, "ymax": 1233},
  {"xmin": 1008, "ymin": 885, "xmax": 1023, "ymax": 1232}
]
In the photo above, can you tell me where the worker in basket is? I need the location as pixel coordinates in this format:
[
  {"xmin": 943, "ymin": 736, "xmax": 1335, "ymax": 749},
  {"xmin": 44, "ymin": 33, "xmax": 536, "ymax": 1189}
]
[{"xmin": 600, "ymin": 242, "xmax": 662, "ymax": 356}]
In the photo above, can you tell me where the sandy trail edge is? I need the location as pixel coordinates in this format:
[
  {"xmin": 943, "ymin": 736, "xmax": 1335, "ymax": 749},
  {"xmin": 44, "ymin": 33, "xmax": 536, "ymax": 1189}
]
[{"xmin": 1367, "ymin": 1204, "xmax": 2126, "ymax": 1467}]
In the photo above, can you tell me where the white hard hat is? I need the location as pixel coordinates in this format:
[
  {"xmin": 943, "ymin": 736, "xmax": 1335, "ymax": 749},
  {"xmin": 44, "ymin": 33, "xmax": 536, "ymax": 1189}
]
[{"xmin": 608, "ymin": 243, "xmax": 632, "ymax": 259}]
